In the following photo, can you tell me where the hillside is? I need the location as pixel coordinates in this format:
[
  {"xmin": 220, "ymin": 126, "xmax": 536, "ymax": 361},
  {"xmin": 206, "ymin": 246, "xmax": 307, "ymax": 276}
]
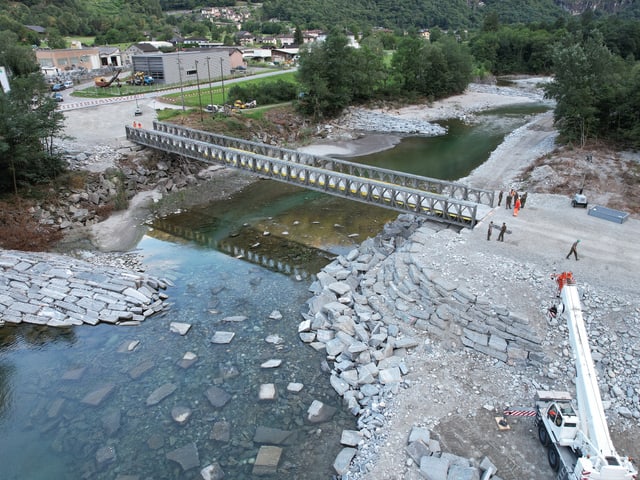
[{"xmin": 2, "ymin": 0, "xmax": 639, "ymax": 44}]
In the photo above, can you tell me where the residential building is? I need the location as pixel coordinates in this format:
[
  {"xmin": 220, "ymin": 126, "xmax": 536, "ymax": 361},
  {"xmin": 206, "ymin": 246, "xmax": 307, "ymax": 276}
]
[
  {"xmin": 271, "ymin": 48, "xmax": 299, "ymax": 64},
  {"xmin": 123, "ymin": 43, "xmax": 160, "ymax": 66}
]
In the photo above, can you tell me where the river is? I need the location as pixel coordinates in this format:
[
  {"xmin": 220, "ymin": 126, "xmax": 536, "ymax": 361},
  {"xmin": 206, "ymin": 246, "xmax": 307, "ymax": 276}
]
[{"xmin": 0, "ymin": 105, "xmax": 547, "ymax": 479}]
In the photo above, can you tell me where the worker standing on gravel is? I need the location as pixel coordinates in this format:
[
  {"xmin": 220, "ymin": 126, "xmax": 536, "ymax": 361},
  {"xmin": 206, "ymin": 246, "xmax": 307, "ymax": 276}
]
[
  {"xmin": 506, "ymin": 191, "xmax": 512, "ymax": 209},
  {"xmin": 497, "ymin": 190, "xmax": 503, "ymax": 206},
  {"xmin": 566, "ymin": 240, "xmax": 580, "ymax": 260},
  {"xmin": 497, "ymin": 222, "xmax": 507, "ymax": 242},
  {"xmin": 487, "ymin": 221, "xmax": 493, "ymax": 240}
]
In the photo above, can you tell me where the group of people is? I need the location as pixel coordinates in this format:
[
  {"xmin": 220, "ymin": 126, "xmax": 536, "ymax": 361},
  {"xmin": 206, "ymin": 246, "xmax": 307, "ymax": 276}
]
[
  {"xmin": 488, "ymin": 189, "xmax": 582, "ymax": 260},
  {"xmin": 497, "ymin": 188, "xmax": 527, "ymax": 216}
]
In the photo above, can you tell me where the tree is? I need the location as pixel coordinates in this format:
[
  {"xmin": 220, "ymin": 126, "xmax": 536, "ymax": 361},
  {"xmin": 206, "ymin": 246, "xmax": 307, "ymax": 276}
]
[
  {"xmin": 392, "ymin": 35, "xmax": 472, "ymax": 99},
  {"xmin": 297, "ymin": 31, "xmax": 386, "ymax": 119},
  {"xmin": 544, "ymin": 33, "xmax": 623, "ymax": 146},
  {"xmin": 294, "ymin": 25, "xmax": 304, "ymax": 46},
  {"xmin": 0, "ymin": 33, "xmax": 66, "ymax": 195}
]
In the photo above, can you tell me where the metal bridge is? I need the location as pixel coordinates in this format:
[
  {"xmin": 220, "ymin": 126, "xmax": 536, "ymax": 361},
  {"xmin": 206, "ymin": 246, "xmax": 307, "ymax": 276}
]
[{"xmin": 126, "ymin": 122, "xmax": 494, "ymax": 228}]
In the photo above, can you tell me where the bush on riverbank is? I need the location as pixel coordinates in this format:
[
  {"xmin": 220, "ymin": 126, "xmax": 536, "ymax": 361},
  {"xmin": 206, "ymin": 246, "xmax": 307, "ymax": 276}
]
[{"xmin": 0, "ymin": 198, "xmax": 63, "ymax": 251}]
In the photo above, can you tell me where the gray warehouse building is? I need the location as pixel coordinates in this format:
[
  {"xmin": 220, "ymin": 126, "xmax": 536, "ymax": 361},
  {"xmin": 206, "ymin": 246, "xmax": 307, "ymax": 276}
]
[{"xmin": 131, "ymin": 49, "xmax": 231, "ymax": 85}]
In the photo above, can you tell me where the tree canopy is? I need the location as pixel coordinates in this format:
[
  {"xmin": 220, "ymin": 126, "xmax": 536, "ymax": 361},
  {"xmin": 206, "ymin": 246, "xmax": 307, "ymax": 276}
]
[
  {"xmin": 0, "ymin": 31, "xmax": 66, "ymax": 194},
  {"xmin": 544, "ymin": 31, "xmax": 640, "ymax": 148}
]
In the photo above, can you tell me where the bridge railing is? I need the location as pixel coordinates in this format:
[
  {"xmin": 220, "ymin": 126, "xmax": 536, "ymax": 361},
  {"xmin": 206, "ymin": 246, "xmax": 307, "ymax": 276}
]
[
  {"xmin": 127, "ymin": 126, "xmax": 478, "ymax": 227},
  {"xmin": 152, "ymin": 121, "xmax": 495, "ymax": 206}
]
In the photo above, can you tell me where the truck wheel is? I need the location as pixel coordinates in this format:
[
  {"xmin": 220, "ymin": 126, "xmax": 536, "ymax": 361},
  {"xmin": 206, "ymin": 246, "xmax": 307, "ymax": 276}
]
[
  {"xmin": 548, "ymin": 445, "xmax": 560, "ymax": 471},
  {"xmin": 538, "ymin": 423, "xmax": 550, "ymax": 447}
]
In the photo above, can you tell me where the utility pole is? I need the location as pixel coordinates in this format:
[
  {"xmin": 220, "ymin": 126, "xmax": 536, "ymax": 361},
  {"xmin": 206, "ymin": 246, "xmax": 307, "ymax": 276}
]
[
  {"xmin": 206, "ymin": 56, "xmax": 214, "ymax": 109},
  {"xmin": 195, "ymin": 60, "xmax": 203, "ymax": 121},
  {"xmin": 177, "ymin": 46, "xmax": 185, "ymax": 111},
  {"xmin": 220, "ymin": 57, "xmax": 225, "ymax": 106}
]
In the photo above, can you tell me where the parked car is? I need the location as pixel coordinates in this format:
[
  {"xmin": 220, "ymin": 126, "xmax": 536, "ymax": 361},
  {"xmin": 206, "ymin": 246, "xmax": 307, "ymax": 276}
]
[
  {"xmin": 51, "ymin": 92, "xmax": 63, "ymax": 102},
  {"xmin": 63, "ymin": 80, "xmax": 74, "ymax": 89},
  {"xmin": 51, "ymin": 83, "xmax": 64, "ymax": 92}
]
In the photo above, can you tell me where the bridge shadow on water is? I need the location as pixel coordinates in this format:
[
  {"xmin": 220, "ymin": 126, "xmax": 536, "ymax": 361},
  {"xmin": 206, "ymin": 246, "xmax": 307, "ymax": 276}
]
[{"xmin": 149, "ymin": 216, "xmax": 336, "ymax": 279}]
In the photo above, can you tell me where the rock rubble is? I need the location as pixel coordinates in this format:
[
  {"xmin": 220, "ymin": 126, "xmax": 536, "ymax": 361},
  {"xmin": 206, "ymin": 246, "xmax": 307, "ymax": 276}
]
[
  {"xmin": 29, "ymin": 146, "xmax": 223, "ymax": 238},
  {"xmin": 338, "ymin": 108, "xmax": 447, "ymax": 136},
  {"xmin": 301, "ymin": 213, "xmax": 640, "ymax": 479},
  {"xmin": 0, "ymin": 249, "xmax": 171, "ymax": 327}
]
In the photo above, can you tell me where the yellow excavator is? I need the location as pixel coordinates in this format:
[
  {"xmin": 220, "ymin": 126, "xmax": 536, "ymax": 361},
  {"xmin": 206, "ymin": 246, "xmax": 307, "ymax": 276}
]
[{"xmin": 94, "ymin": 69, "xmax": 122, "ymax": 88}]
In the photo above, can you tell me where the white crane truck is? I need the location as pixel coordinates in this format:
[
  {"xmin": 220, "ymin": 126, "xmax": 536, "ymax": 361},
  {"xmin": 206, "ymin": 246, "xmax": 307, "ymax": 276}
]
[{"xmin": 535, "ymin": 272, "xmax": 637, "ymax": 480}]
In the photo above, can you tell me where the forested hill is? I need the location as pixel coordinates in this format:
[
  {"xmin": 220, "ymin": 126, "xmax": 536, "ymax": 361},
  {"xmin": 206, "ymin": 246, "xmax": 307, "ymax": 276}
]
[
  {"xmin": 261, "ymin": 0, "xmax": 565, "ymax": 30},
  {"xmin": 2, "ymin": 0, "xmax": 640, "ymax": 44}
]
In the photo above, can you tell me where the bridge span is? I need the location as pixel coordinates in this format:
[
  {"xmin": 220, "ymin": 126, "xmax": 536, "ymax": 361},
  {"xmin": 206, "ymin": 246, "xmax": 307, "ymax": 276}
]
[{"xmin": 126, "ymin": 123, "xmax": 493, "ymax": 228}]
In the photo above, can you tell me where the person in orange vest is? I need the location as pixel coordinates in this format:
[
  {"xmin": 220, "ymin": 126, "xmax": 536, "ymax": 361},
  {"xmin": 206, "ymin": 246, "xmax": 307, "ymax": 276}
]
[{"xmin": 513, "ymin": 196, "xmax": 521, "ymax": 216}]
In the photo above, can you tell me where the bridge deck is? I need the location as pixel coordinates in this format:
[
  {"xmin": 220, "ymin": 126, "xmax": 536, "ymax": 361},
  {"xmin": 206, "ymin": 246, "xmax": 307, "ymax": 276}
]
[{"xmin": 126, "ymin": 125, "xmax": 489, "ymax": 228}]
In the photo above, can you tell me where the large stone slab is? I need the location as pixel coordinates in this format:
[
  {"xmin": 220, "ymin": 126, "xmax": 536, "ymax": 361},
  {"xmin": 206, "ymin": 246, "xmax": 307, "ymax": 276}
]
[
  {"xmin": 211, "ymin": 331, "xmax": 235, "ymax": 344},
  {"xmin": 307, "ymin": 400, "xmax": 337, "ymax": 423},
  {"xmin": 253, "ymin": 426, "xmax": 294, "ymax": 445},
  {"xmin": 170, "ymin": 322, "xmax": 191, "ymax": 335},
  {"xmin": 166, "ymin": 442, "xmax": 200, "ymax": 471},
  {"xmin": 82, "ymin": 383, "xmax": 116, "ymax": 406},
  {"xmin": 171, "ymin": 406, "xmax": 192, "ymax": 425},
  {"xmin": 206, "ymin": 386, "xmax": 231, "ymax": 408},
  {"xmin": 420, "ymin": 455, "xmax": 450, "ymax": 480},
  {"xmin": 129, "ymin": 359, "xmax": 155, "ymax": 379},
  {"xmin": 333, "ymin": 447, "xmax": 357, "ymax": 475},
  {"xmin": 200, "ymin": 463, "xmax": 225, "ymax": 480},
  {"xmin": 210, "ymin": 420, "xmax": 231, "ymax": 442},
  {"xmin": 146, "ymin": 383, "xmax": 177, "ymax": 406},
  {"xmin": 259, "ymin": 383, "xmax": 277, "ymax": 400},
  {"xmin": 252, "ymin": 445, "xmax": 282, "ymax": 476}
]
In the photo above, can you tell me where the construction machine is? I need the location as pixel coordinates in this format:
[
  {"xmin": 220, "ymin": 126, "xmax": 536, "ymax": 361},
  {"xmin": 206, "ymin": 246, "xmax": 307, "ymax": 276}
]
[
  {"xmin": 129, "ymin": 72, "xmax": 154, "ymax": 86},
  {"xmin": 232, "ymin": 99, "xmax": 257, "ymax": 110},
  {"xmin": 535, "ymin": 272, "xmax": 637, "ymax": 480},
  {"xmin": 94, "ymin": 69, "xmax": 122, "ymax": 88}
]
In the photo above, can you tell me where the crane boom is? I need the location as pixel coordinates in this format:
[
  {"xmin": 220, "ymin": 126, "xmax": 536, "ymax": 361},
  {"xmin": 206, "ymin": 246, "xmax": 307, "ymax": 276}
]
[{"xmin": 560, "ymin": 279, "xmax": 616, "ymax": 457}]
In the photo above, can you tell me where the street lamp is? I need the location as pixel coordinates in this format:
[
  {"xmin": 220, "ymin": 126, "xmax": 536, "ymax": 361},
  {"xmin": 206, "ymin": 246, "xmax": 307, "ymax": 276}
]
[
  {"xmin": 206, "ymin": 57, "xmax": 214, "ymax": 109},
  {"xmin": 195, "ymin": 60, "xmax": 203, "ymax": 122},
  {"xmin": 220, "ymin": 57, "xmax": 225, "ymax": 106}
]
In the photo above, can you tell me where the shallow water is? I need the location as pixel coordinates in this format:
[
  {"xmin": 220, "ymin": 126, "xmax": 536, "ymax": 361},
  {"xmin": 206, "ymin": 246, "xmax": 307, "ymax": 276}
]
[{"xmin": 0, "ymin": 104, "xmax": 549, "ymax": 478}]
